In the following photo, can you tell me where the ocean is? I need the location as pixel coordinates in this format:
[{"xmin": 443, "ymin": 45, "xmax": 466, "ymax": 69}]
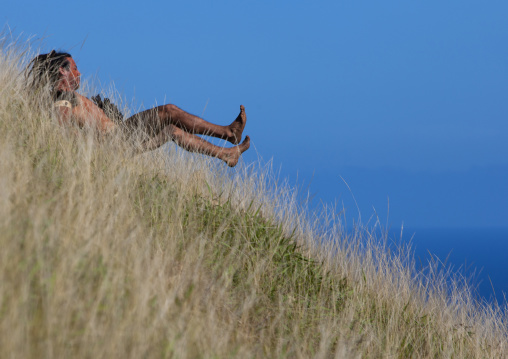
[{"xmin": 391, "ymin": 227, "xmax": 508, "ymax": 307}]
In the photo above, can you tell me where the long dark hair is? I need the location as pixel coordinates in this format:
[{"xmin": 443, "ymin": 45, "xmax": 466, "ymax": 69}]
[{"xmin": 26, "ymin": 50, "xmax": 72, "ymax": 99}]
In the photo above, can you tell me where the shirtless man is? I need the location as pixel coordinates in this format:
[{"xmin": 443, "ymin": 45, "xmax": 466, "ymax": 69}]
[{"xmin": 28, "ymin": 51, "xmax": 250, "ymax": 167}]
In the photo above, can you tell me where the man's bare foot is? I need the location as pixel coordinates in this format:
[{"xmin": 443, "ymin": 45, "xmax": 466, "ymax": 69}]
[
  {"xmin": 227, "ymin": 105, "xmax": 247, "ymax": 145},
  {"xmin": 223, "ymin": 135, "xmax": 250, "ymax": 167}
]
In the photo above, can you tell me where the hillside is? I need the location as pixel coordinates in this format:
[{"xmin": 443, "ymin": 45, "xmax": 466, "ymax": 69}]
[{"xmin": 0, "ymin": 41, "xmax": 507, "ymax": 358}]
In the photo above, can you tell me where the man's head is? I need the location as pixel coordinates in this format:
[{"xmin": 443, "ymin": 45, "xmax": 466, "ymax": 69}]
[{"xmin": 27, "ymin": 50, "xmax": 79, "ymax": 92}]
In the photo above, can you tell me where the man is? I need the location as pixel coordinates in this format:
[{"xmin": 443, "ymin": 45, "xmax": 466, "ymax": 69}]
[{"xmin": 28, "ymin": 51, "xmax": 250, "ymax": 167}]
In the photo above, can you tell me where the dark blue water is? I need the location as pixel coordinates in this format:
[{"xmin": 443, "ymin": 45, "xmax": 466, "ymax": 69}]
[
  {"xmin": 389, "ymin": 227, "xmax": 508, "ymax": 307},
  {"xmin": 284, "ymin": 164, "xmax": 508, "ymax": 307}
]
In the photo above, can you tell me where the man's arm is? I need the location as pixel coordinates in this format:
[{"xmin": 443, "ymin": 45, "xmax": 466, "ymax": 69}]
[
  {"xmin": 55, "ymin": 94, "xmax": 116, "ymax": 133},
  {"xmin": 54, "ymin": 101, "xmax": 73, "ymax": 126}
]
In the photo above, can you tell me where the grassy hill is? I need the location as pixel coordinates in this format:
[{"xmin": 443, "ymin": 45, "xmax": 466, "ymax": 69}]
[{"xmin": 1, "ymin": 40, "xmax": 507, "ymax": 358}]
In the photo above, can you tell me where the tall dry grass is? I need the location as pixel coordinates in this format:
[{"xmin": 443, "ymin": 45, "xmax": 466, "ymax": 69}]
[{"xmin": 0, "ymin": 37, "xmax": 507, "ymax": 358}]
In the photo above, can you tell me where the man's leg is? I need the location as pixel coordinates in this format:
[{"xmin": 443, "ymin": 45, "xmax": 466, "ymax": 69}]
[
  {"xmin": 142, "ymin": 124, "xmax": 250, "ymax": 167},
  {"xmin": 126, "ymin": 105, "xmax": 247, "ymax": 145}
]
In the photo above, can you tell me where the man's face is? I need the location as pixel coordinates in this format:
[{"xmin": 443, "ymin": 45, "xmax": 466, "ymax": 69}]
[{"xmin": 59, "ymin": 57, "xmax": 81, "ymax": 90}]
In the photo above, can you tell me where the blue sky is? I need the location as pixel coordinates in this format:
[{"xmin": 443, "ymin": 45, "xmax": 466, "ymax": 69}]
[{"xmin": 3, "ymin": 1, "xmax": 507, "ymax": 228}]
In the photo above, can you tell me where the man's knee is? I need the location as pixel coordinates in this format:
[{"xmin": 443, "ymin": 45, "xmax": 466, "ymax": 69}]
[
  {"xmin": 162, "ymin": 104, "xmax": 179, "ymax": 117},
  {"xmin": 162, "ymin": 124, "xmax": 178, "ymax": 138}
]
